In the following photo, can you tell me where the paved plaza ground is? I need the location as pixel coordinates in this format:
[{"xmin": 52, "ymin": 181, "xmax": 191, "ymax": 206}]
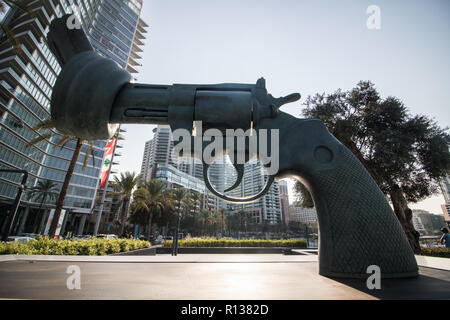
[{"xmin": 0, "ymin": 254, "xmax": 448, "ymax": 300}]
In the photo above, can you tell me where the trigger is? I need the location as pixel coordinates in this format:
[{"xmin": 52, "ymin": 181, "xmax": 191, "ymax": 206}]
[{"xmin": 224, "ymin": 163, "xmax": 244, "ymax": 193}]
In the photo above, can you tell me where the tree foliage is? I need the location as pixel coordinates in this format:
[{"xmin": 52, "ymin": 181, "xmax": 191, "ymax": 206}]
[
  {"xmin": 300, "ymin": 81, "xmax": 450, "ymax": 202},
  {"xmin": 27, "ymin": 120, "xmax": 99, "ymax": 238},
  {"xmin": 297, "ymin": 81, "xmax": 450, "ymax": 252},
  {"xmin": 112, "ymin": 171, "xmax": 141, "ymax": 236}
]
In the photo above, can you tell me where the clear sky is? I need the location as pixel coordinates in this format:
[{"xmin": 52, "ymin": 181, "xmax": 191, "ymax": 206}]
[{"xmin": 115, "ymin": 0, "xmax": 450, "ymax": 214}]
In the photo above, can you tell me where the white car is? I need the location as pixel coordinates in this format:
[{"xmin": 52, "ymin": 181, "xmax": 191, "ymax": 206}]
[
  {"xmin": 74, "ymin": 235, "xmax": 92, "ymax": 240},
  {"xmin": 18, "ymin": 233, "xmax": 39, "ymax": 239},
  {"xmin": 7, "ymin": 236, "xmax": 35, "ymax": 243},
  {"xmin": 96, "ymin": 234, "xmax": 117, "ymax": 239}
]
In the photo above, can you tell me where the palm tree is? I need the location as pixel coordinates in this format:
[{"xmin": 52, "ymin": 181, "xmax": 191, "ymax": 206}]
[
  {"xmin": 132, "ymin": 179, "xmax": 167, "ymax": 240},
  {"xmin": 28, "ymin": 179, "xmax": 59, "ymax": 234},
  {"xmin": 27, "ymin": 120, "xmax": 98, "ymax": 238},
  {"xmin": 160, "ymin": 190, "xmax": 175, "ymax": 236},
  {"xmin": 172, "ymin": 188, "xmax": 187, "ymax": 255},
  {"xmin": 111, "ymin": 171, "xmax": 141, "ymax": 237},
  {"xmin": 200, "ymin": 209, "xmax": 210, "ymax": 236},
  {"xmin": 189, "ymin": 191, "xmax": 202, "ymax": 235}
]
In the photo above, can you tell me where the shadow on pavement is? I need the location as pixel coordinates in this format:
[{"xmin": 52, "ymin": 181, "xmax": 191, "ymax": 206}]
[{"xmin": 329, "ymin": 267, "xmax": 450, "ymax": 300}]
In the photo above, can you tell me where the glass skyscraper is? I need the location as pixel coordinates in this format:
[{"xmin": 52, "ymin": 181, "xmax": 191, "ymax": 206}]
[
  {"xmin": 140, "ymin": 125, "xmax": 282, "ymax": 223},
  {"xmin": 0, "ymin": 0, "xmax": 147, "ymax": 234}
]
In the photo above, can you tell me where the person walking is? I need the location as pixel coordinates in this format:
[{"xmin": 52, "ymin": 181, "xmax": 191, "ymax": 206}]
[{"xmin": 440, "ymin": 228, "xmax": 450, "ymax": 248}]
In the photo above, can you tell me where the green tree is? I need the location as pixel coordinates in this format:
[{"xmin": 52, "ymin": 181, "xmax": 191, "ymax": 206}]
[
  {"xmin": 159, "ymin": 190, "xmax": 177, "ymax": 236},
  {"xmin": 172, "ymin": 188, "xmax": 187, "ymax": 254},
  {"xmin": 294, "ymin": 181, "xmax": 314, "ymax": 208},
  {"xmin": 28, "ymin": 179, "xmax": 59, "ymax": 233},
  {"xmin": 111, "ymin": 171, "xmax": 141, "ymax": 237},
  {"xmin": 27, "ymin": 120, "xmax": 98, "ymax": 238},
  {"xmin": 189, "ymin": 191, "xmax": 202, "ymax": 235},
  {"xmin": 199, "ymin": 208, "xmax": 210, "ymax": 236},
  {"xmin": 300, "ymin": 81, "xmax": 450, "ymax": 252}
]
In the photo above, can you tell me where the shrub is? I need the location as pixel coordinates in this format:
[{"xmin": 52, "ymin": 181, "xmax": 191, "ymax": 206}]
[
  {"xmin": 0, "ymin": 237, "xmax": 151, "ymax": 256},
  {"xmin": 162, "ymin": 237, "xmax": 307, "ymax": 248},
  {"xmin": 419, "ymin": 247, "xmax": 450, "ymax": 258}
]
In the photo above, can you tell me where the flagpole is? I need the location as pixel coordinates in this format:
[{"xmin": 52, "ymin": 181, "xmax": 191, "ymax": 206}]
[{"xmin": 93, "ymin": 128, "xmax": 119, "ymax": 236}]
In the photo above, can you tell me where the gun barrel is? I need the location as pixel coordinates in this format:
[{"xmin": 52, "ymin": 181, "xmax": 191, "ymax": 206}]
[
  {"xmin": 110, "ymin": 83, "xmax": 254, "ymax": 131},
  {"xmin": 111, "ymin": 83, "xmax": 171, "ymax": 124}
]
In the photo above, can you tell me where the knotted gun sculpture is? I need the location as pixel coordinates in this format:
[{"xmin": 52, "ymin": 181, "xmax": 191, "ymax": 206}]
[{"xmin": 47, "ymin": 15, "xmax": 418, "ymax": 278}]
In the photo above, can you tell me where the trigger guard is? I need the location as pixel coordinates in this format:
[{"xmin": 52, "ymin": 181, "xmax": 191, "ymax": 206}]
[{"xmin": 204, "ymin": 165, "xmax": 275, "ymax": 203}]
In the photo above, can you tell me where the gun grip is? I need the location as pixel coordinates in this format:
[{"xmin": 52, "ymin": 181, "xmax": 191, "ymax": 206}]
[{"xmin": 275, "ymin": 114, "xmax": 418, "ymax": 278}]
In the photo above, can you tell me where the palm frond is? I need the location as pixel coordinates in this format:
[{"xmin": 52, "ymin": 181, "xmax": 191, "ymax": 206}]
[
  {"xmin": 0, "ymin": 23, "xmax": 21, "ymax": 52},
  {"xmin": 32, "ymin": 119, "xmax": 55, "ymax": 131},
  {"xmin": 26, "ymin": 132, "xmax": 53, "ymax": 148},
  {"xmin": 4, "ymin": 0, "xmax": 35, "ymax": 17},
  {"xmin": 55, "ymin": 136, "xmax": 72, "ymax": 149},
  {"xmin": 82, "ymin": 142, "xmax": 92, "ymax": 170}
]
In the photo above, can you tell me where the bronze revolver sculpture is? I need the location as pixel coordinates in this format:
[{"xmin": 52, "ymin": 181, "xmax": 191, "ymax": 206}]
[{"xmin": 47, "ymin": 15, "xmax": 418, "ymax": 278}]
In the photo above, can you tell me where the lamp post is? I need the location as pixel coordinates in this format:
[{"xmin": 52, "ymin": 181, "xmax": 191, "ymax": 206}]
[
  {"xmin": 172, "ymin": 202, "xmax": 183, "ymax": 256},
  {"xmin": 305, "ymin": 224, "xmax": 309, "ymax": 249},
  {"xmin": 221, "ymin": 209, "xmax": 224, "ymax": 237}
]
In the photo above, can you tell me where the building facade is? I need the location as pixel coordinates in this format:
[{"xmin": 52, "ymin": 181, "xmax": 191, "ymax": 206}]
[
  {"xmin": 412, "ymin": 209, "xmax": 446, "ymax": 236},
  {"xmin": 0, "ymin": 0, "xmax": 147, "ymax": 235},
  {"xmin": 224, "ymin": 159, "xmax": 282, "ymax": 225},
  {"xmin": 289, "ymin": 205, "xmax": 317, "ymax": 225},
  {"xmin": 439, "ymin": 174, "xmax": 450, "ymax": 226},
  {"xmin": 278, "ymin": 180, "xmax": 290, "ymax": 225},
  {"xmin": 139, "ymin": 125, "xmax": 284, "ymax": 220}
]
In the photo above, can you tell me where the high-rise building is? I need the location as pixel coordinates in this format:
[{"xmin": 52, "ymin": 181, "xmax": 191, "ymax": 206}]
[
  {"xmin": 441, "ymin": 204, "xmax": 450, "ymax": 227},
  {"xmin": 140, "ymin": 126, "xmax": 175, "ymax": 181},
  {"xmin": 411, "ymin": 211, "xmax": 427, "ymax": 236},
  {"xmin": 412, "ymin": 209, "xmax": 446, "ymax": 235},
  {"xmin": 139, "ymin": 125, "xmax": 283, "ymax": 222},
  {"xmin": 140, "ymin": 125, "xmax": 223, "ymax": 213},
  {"xmin": 226, "ymin": 159, "xmax": 282, "ymax": 225},
  {"xmin": 439, "ymin": 175, "xmax": 450, "ymax": 226},
  {"xmin": 293, "ymin": 206, "xmax": 317, "ymax": 224},
  {"xmin": 278, "ymin": 180, "xmax": 290, "ymax": 225},
  {"xmin": 0, "ymin": 0, "xmax": 147, "ymax": 235},
  {"xmin": 439, "ymin": 175, "xmax": 450, "ymax": 204}
]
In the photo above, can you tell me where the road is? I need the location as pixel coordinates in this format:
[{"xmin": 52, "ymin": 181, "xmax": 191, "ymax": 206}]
[{"xmin": 0, "ymin": 254, "xmax": 448, "ymax": 299}]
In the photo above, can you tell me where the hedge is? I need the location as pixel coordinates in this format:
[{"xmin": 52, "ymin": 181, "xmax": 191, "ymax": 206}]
[
  {"xmin": 162, "ymin": 238, "xmax": 307, "ymax": 248},
  {"xmin": 0, "ymin": 237, "xmax": 151, "ymax": 256},
  {"xmin": 418, "ymin": 247, "xmax": 450, "ymax": 259}
]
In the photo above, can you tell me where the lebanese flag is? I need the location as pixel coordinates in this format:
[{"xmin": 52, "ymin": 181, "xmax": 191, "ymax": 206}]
[{"xmin": 99, "ymin": 138, "xmax": 116, "ymax": 190}]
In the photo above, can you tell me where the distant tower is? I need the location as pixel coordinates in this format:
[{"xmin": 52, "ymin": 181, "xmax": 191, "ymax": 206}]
[
  {"xmin": 439, "ymin": 175, "xmax": 450, "ymax": 226},
  {"xmin": 0, "ymin": 1, "xmax": 147, "ymax": 223},
  {"xmin": 227, "ymin": 159, "xmax": 282, "ymax": 224},
  {"xmin": 278, "ymin": 180, "xmax": 290, "ymax": 226}
]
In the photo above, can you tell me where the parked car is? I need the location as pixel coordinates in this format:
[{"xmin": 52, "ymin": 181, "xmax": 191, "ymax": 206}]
[
  {"xmin": 138, "ymin": 234, "xmax": 147, "ymax": 241},
  {"xmin": 73, "ymin": 235, "xmax": 92, "ymax": 240},
  {"xmin": 6, "ymin": 236, "xmax": 35, "ymax": 243},
  {"xmin": 96, "ymin": 234, "xmax": 117, "ymax": 239},
  {"xmin": 151, "ymin": 235, "xmax": 164, "ymax": 245},
  {"xmin": 18, "ymin": 233, "xmax": 39, "ymax": 239}
]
